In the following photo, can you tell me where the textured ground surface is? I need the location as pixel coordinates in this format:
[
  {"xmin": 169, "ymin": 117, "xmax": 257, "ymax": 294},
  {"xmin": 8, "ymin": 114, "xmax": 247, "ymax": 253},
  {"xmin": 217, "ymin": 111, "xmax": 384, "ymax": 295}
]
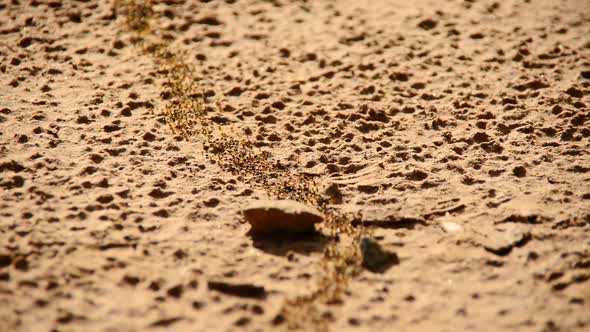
[{"xmin": 1, "ymin": 0, "xmax": 589, "ymax": 331}]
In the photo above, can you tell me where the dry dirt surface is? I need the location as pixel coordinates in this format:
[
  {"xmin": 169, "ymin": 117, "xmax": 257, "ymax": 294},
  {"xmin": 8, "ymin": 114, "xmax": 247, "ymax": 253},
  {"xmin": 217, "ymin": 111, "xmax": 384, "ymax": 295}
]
[{"xmin": 1, "ymin": 0, "xmax": 590, "ymax": 331}]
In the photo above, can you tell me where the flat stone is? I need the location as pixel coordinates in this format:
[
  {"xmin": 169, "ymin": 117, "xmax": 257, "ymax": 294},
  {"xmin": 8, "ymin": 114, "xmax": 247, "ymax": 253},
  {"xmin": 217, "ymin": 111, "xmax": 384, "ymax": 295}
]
[
  {"xmin": 500, "ymin": 196, "xmax": 549, "ymax": 224},
  {"xmin": 350, "ymin": 206, "xmax": 424, "ymax": 228},
  {"xmin": 482, "ymin": 223, "xmax": 531, "ymax": 256},
  {"xmin": 242, "ymin": 199, "xmax": 323, "ymax": 235}
]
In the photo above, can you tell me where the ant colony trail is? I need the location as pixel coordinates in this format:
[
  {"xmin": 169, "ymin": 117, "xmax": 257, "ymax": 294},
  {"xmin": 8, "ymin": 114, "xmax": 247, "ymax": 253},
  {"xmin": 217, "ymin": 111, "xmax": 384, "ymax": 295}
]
[
  {"xmin": 118, "ymin": 2, "xmax": 370, "ymax": 329},
  {"xmin": 0, "ymin": 0, "xmax": 588, "ymax": 331}
]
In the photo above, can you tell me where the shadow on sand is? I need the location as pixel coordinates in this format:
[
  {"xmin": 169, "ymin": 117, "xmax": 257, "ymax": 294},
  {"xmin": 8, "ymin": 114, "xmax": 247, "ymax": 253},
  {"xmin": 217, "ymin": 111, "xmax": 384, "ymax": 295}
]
[{"xmin": 250, "ymin": 232, "xmax": 332, "ymax": 257}]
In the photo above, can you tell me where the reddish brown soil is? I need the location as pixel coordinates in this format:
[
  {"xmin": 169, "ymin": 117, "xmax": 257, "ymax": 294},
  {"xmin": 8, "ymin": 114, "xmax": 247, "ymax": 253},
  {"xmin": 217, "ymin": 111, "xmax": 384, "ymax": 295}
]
[{"xmin": 1, "ymin": 1, "xmax": 589, "ymax": 331}]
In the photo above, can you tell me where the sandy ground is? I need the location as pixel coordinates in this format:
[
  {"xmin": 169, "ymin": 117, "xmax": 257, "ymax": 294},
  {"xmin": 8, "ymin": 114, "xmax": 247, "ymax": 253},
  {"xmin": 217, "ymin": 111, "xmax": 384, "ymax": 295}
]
[{"xmin": 1, "ymin": 0, "xmax": 589, "ymax": 331}]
